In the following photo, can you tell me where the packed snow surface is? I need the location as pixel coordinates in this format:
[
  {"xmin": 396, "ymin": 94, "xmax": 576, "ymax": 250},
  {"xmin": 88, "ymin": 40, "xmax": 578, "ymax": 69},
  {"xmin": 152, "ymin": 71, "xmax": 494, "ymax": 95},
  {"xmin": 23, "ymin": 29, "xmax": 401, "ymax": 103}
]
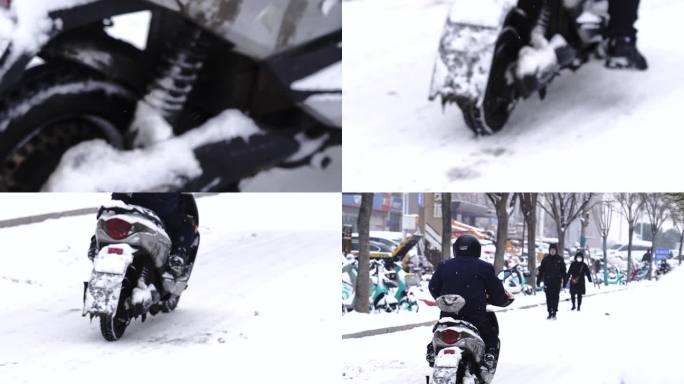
[
  {"xmin": 0, "ymin": 193, "xmax": 339, "ymax": 384},
  {"xmin": 343, "ymin": 268, "xmax": 684, "ymax": 383},
  {"xmin": 343, "ymin": 0, "xmax": 684, "ymax": 191},
  {"xmin": 43, "ymin": 110, "xmax": 262, "ymax": 192}
]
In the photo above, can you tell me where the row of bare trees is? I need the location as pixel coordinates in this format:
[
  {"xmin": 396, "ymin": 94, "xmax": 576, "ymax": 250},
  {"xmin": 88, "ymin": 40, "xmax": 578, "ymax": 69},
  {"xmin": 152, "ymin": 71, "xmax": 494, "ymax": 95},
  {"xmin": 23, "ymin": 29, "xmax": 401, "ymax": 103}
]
[{"xmin": 351, "ymin": 193, "xmax": 684, "ymax": 313}]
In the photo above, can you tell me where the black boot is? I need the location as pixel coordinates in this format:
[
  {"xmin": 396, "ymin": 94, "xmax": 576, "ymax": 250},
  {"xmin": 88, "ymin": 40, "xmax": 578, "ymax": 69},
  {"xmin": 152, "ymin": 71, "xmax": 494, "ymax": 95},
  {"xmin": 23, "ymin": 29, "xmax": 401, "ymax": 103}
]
[
  {"xmin": 426, "ymin": 343, "xmax": 435, "ymax": 368},
  {"xmin": 547, "ymin": 312, "xmax": 553, "ymax": 320},
  {"xmin": 605, "ymin": 36, "xmax": 648, "ymax": 70}
]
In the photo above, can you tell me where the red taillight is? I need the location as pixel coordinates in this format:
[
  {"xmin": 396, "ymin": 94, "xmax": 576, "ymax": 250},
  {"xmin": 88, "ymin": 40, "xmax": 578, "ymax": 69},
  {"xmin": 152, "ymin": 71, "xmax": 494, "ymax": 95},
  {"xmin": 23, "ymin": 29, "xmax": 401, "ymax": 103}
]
[
  {"xmin": 108, "ymin": 247, "xmax": 123, "ymax": 255},
  {"xmin": 444, "ymin": 349, "xmax": 456, "ymax": 355},
  {"xmin": 105, "ymin": 218, "xmax": 132, "ymax": 240},
  {"xmin": 440, "ymin": 329, "xmax": 460, "ymax": 345},
  {"xmin": 0, "ymin": 0, "xmax": 11, "ymax": 9}
]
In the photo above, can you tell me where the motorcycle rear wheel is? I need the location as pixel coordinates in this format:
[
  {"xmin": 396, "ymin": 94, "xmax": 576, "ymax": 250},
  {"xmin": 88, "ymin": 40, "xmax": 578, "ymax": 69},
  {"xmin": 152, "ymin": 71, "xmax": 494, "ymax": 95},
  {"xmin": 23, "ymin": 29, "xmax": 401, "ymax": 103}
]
[
  {"xmin": 100, "ymin": 313, "xmax": 129, "ymax": 341},
  {"xmin": 0, "ymin": 62, "xmax": 137, "ymax": 191},
  {"xmin": 161, "ymin": 295, "xmax": 180, "ymax": 313},
  {"xmin": 459, "ymin": 28, "xmax": 522, "ymax": 135}
]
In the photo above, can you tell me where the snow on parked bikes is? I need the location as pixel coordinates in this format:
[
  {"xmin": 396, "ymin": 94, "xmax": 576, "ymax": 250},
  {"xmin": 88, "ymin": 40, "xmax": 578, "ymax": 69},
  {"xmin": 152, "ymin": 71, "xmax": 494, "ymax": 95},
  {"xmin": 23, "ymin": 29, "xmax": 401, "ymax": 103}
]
[{"xmin": 0, "ymin": 194, "xmax": 339, "ymax": 383}]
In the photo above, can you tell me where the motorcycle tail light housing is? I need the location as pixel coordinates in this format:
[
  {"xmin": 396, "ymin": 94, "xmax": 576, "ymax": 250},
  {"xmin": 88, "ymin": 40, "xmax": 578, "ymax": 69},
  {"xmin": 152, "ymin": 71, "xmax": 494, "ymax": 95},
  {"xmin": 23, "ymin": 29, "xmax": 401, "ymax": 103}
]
[
  {"xmin": 108, "ymin": 247, "xmax": 123, "ymax": 255},
  {"xmin": 440, "ymin": 329, "xmax": 460, "ymax": 345},
  {"xmin": 105, "ymin": 218, "xmax": 132, "ymax": 240}
]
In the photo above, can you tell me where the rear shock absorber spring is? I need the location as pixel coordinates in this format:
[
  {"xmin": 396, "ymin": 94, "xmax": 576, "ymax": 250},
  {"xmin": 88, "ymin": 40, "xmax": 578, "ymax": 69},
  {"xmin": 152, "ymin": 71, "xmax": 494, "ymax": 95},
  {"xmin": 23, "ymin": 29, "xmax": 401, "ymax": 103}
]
[
  {"xmin": 139, "ymin": 261, "xmax": 154, "ymax": 285},
  {"xmin": 143, "ymin": 22, "xmax": 210, "ymax": 125},
  {"xmin": 535, "ymin": 0, "xmax": 553, "ymax": 38}
]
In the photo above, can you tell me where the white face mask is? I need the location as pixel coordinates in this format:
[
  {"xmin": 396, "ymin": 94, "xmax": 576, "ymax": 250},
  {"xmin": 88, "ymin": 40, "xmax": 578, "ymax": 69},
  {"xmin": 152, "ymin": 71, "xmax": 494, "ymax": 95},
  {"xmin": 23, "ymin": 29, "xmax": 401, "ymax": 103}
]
[{"xmin": 576, "ymin": 258, "xmax": 581, "ymax": 262}]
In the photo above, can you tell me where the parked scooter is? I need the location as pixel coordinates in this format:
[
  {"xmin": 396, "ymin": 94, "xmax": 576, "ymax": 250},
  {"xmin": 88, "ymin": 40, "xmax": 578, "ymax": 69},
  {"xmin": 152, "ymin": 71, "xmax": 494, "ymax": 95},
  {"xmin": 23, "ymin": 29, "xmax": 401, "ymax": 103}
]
[
  {"xmin": 655, "ymin": 260, "xmax": 672, "ymax": 280},
  {"xmin": 498, "ymin": 265, "xmax": 534, "ymax": 296}
]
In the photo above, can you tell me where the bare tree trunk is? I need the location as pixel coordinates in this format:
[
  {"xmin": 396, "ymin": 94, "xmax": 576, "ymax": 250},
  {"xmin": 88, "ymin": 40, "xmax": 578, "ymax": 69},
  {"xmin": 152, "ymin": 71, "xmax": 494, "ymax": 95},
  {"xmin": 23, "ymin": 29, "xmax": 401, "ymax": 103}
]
[
  {"xmin": 627, "ymin": 224, "xmax": 634, "ymax": 282},
  {"xmin": 602, "ymin": 235, "xmax": 608, "ymax": 286},
  {"xmin": 520, "ymin": 193, "xmax": 538, "ymax": 289},
  {"xmin": 354, "ymin": 193, "xmax": 373, "ymax": 313},
  {"xmin": 441, "ymin": 193, "xmax": 452, "ymax": 261},
  {"xmin": 493, "ymin": 194, "xmax": 510, "ymax": 274},
  {"xmin": 679, "ymin": 231, "xmax": 684, "ymax": 266},
  {"xmin": 556, "ymin": 223, "xmax": 566, "ymax": 259},
  {"xmin": 527, "ymin": 214, "xmax": 537, "ymax": 288}
]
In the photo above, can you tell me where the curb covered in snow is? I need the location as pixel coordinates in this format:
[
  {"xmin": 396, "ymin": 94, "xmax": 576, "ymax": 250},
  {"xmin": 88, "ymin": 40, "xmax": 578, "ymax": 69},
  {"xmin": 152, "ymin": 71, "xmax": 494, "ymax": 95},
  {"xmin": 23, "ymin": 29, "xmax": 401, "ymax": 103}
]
[
  {"xmin": 0, "ymin": 193, "xmax": 220, "ymax": 229},
  {"xmin": 0, "ymin": 208, "xmax": 98, "ymax": 229},
  {"xmin": 342, "ymin": 286, "xmax": 636, "ymax": 340}
]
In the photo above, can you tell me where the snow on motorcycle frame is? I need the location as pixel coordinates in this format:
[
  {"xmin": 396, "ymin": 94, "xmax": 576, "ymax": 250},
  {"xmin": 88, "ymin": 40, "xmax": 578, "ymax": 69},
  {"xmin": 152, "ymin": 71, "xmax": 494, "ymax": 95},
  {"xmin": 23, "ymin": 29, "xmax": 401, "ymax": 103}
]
[
  {"xmin": 429, "ymin": 0, "xmax": 609, "ymax": 135},
  {"xmin": 0, "ymin": 0, "xmax": 341, "ymax": 191},
  {"xmin": 83, "ymin": 201, "xmax": 188, "ymax": 341},
  {"xmin": 429, "ymin": 295, "xmax": 490, "ymax": 384}
]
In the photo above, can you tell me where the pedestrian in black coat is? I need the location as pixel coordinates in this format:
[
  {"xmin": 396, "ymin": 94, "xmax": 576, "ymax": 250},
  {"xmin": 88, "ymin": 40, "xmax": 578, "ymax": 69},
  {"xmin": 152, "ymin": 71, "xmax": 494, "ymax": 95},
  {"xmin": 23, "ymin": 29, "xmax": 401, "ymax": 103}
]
[
  {"xmin": 567, "ymin": 252, "xmax": 592, "ymax": 311},
  {"xmin": 537, "ymin": 244, "xmax": 567, "ymax": 319}
]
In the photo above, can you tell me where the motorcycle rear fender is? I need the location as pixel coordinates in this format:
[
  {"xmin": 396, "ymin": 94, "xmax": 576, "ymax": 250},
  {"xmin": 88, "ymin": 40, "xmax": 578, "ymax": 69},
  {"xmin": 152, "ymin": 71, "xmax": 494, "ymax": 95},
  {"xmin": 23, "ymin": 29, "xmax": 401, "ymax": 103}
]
[
  {"xmin": 0, "ymin": 0, "xmax": 151, "ymax": 95},
  {"xmin": 428, "ymin": 0, "xmax": 518, "ymax": 105},
  {"xmin": 434, "ymin": 347, "xmax": 463, "ymax": 368},
  {"xmin": 83, "ymin": 244, "xmax": 135, "ymax": 316}
]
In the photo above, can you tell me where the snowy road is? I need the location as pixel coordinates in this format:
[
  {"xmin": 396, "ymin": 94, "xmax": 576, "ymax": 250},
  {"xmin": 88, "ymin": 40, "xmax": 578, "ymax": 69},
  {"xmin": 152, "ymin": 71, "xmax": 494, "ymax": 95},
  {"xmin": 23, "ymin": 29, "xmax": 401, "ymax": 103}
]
[
  {"xmin": 343, "ymin": 269, "xmax": 684, "ymax": 384},
  {"xmin": 343, "ymin": 0, "xmax": 684, "ymax": 191},
  {"xmin": 0, "ymin": 194, "xmax": 339, "ymax": 383}
]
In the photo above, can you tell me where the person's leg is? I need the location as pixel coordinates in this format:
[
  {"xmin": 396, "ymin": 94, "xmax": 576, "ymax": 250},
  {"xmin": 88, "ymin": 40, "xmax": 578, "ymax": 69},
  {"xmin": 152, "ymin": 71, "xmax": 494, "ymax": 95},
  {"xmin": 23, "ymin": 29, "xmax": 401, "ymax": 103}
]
[
  {"xmin": 550, "ymin": 285, "xmax": 560, "ymax": 316},
  {"xmin": 167, "ymin": 218, "xmax": 199, "ymax": 279},
  {"xmin": 570, "ymin": 292, "xmax": 576, "ymax": 310},
  {"xmin": 608, "ymin": 0, "xmax": 640, "ymax": 39},
  {"xmin": 476, "ymin": 316, "xmax": 500, "ymax": 374},
  {"xmin": 544, "ymin": 287, "xmax": 553, "ymax": 317},
  {"xmin": 577, "ymin": 294, "xmax": 583, "ymax": 311},
  {"xmin": 426, "ymin": 341, "xmax": 435, "ymax": 367},
  {"xmin": 606, "ymin": 0, "xmax": 647, "ymax": 70}
]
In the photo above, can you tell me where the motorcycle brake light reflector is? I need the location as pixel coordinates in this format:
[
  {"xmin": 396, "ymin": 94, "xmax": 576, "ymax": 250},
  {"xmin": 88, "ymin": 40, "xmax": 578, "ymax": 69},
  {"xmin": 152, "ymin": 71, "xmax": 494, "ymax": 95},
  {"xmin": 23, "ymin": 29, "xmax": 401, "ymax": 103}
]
[
  {"xmin": 108, "ymin": 247, "xmax": 123, "ymax": 255},
  {"xmin": 444, "ymin": 349, "xmax": 456, "ymax": 355},
  {"xmin": 440, "ymin": 329, "xmax": 460, "ymax": 344},
  {"xmin": 105, "ymin": 218, "xmax": 132, "ymax": 240}
]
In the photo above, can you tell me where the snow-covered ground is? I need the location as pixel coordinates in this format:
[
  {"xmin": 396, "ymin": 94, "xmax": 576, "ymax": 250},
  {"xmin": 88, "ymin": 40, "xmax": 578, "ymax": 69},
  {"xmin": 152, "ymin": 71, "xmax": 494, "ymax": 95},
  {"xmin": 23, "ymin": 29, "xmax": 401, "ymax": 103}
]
[
  {"xmin": 343, "ymin": 0, "xmax": 684, "ymax": 191},
  {"xmin": 343, "ymin": 269, "xmax": 684, "ymax": 383},
  {"xmin": 341, "ymin": 280, "xmax": 641, "ymax": 336},
  {"xmin": 0, "ymin": 193, "xmax": 339, "ymax": 383}
]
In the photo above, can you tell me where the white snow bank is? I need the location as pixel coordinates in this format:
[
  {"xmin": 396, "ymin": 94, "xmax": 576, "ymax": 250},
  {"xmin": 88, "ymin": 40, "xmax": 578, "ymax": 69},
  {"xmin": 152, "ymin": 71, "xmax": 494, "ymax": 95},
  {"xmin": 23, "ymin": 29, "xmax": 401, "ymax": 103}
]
[
  {"xmin": 0, "ymin": 193, "xmax": 108, "ymax": 221},
  {"xmin": 43, "ymin": 109, "xmax": 262, "ymax": 191},
  {"xmin": 0, "ymin": 0, "xmax": 96, "ymax": 53},
  {"xmin": 292, "ymin": 61, "xmax": 341, "ymax": 91},
  {"xmin": 448, "ymin": 0, "xmax": 516, "ymax": 27}
]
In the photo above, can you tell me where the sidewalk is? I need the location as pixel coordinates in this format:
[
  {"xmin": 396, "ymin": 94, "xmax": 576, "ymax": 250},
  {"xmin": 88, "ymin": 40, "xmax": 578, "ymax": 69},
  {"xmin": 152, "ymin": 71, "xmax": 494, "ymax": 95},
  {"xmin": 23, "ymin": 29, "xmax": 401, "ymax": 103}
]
[{"xmin": 342, "ymin": 280, "xmax": 655, "ymax": 339}]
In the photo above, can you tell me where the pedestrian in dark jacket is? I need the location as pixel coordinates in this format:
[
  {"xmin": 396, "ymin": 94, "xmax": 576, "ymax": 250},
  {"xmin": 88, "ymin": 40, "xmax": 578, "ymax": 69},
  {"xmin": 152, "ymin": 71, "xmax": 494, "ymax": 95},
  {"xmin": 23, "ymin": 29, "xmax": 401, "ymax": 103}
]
[
  {"xmin": 426, "ymin": 235, "xmax": 511, "ymax": 373},
  {"xmin": 537, "ymin": 244, "xmax": 567, "ymax": 319},
  {"xmin": 567, "ymin": 252, "xmax": 592, "ymax": 311},
  {"xmin": 606, "ymin": 0, "xmax": 647, "ymax": 70}
]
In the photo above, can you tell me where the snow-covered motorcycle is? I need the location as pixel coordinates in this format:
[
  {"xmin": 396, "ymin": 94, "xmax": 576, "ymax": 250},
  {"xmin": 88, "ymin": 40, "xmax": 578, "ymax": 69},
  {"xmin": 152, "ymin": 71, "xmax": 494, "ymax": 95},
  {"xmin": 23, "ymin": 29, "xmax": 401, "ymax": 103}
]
[
  {"xmin": 655, "ymin": 260, "xmax": 672, "ymax": 280},
  {"xmin": 0, "ymin": 0, "xmax": 341, "ymax": 191},
  {"xmin": 428, "ymin": 294, "xmax": 514, "ymax": 384},
  {"xmin": 82, "ymin": 201, "xmax": 196, "ymax": 341},
  {"xmin": 341, "ymin": 258, "xmax": 399, "ymax": 313},
  {"xmin": 429, "ymin": 0, "xmax": 609, "ymax": 135},
  {"xmin": 498, "ymin": 265, "xmax": 534, "ymax": 296}
]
